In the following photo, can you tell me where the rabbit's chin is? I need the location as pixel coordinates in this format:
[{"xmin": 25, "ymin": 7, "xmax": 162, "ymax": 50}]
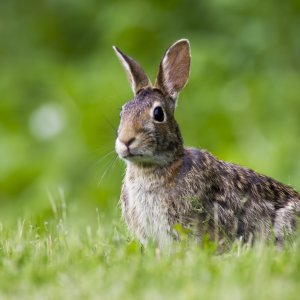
[{"xmin": 121, "ymin": 153, "xmax": 173, "ymax": 166}]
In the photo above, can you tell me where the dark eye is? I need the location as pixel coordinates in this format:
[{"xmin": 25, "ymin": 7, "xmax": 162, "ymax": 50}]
[{"xmin": 153, "ymin": 106, "xmax": 165, "ymax": 122}]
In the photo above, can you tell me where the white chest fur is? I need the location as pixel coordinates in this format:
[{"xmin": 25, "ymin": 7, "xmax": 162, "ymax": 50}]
[{"xmin": 124, "ymin": 168, "xmax": 172, "ymax": 247}]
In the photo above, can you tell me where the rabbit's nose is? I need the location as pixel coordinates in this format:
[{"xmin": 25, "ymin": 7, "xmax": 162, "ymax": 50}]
[
  {"xmin": 120, "ymin": 137, "xmax": 136, "ymax": 148},
  {"xmin": 118, "ymin": 128, "xmax": 136, "ymax": 148}
]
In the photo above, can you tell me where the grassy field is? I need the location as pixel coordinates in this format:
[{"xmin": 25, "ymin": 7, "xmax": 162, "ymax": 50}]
[{"xmin": 1, "ymin": 203, "xmax": 300, "ymax": 300}]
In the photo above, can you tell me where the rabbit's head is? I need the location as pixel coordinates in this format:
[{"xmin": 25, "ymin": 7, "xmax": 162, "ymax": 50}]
[{"xmin": 114, "ymin": 39, "xmax": 190, "ymax": 165}]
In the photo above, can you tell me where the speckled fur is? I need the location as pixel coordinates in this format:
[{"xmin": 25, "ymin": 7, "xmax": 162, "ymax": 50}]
[
  {"xmin": 121, "ymin": 147, "xmax": 300, "ymax": 247},
  {"xmin": 114, "ymin": 40, "xmax": 300, "ymax": 248}
]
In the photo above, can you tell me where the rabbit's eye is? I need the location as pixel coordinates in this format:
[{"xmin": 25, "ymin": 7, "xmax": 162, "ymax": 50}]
[{"xmin": 153, "ymin": 106, "xmax": 165, "ymax": 122}]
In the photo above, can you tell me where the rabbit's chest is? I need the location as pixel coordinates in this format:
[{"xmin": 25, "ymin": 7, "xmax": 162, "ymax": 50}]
[{"xmin": 125, "ymin": 179, "xmax": 172, "ymax": 246}]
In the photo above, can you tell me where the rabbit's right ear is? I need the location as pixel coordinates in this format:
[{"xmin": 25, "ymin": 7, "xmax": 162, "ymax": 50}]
[
  {"xmin": 155, "ymin": 39, "xmax": 191, "ymax": 102},
  {"xmin": 113, "ymin": 46, "xmax": 151, "ymax": 95}
]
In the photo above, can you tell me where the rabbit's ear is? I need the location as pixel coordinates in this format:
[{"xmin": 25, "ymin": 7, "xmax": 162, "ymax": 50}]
[
  {"xmin": 155, "ymin": 39, "xmax": 190, "ymax": 101},
  {"xmin": 113, "ymin": 46, "xmax": 151, "ymax": 95}
]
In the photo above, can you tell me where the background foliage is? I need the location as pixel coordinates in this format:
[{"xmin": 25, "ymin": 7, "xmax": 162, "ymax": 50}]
[
  {"xmin": 1, "ymin": 0, "xmax": 300, "ymax": 223},
  {"xmin": 0, "ymin": 0, "xmax": 300, "ymax": 298}
]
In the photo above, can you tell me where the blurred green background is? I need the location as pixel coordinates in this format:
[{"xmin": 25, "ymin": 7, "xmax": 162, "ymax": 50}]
[{"xmin": 1, "ymin": 0, "xmax": 300, "ymax": 226}]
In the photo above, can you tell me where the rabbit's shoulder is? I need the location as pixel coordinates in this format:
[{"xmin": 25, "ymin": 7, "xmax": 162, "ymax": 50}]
[{"xmin": 175, "ymin": 148, "xmax": 219, "ymax": 188}]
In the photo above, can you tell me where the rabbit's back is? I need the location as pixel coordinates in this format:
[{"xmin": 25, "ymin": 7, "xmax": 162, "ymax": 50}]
[{"xmin": 181, "ymin": 148, "xmax": 300, "ymax": 243}]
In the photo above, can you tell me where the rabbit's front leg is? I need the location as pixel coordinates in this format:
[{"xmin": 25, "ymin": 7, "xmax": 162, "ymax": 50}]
[{"xmin": 120, "ymin": 184, "xmax": 148, "ymax": 244}]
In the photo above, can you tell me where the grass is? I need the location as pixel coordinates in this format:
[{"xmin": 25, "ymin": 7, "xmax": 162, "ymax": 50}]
[{"xmin": 1, "ymin": 201, "xmax": 300, "ymax": 300}]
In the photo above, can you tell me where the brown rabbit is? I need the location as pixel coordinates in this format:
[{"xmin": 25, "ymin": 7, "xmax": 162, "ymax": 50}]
[{"xmin": 113, "ymin": 39, "xmax": 300, "ymax": 248}]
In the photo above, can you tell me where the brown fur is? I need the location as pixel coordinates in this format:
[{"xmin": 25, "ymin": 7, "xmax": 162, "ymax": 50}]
[{"xmin": 114, "ymin": 39, "xmax": 300, "ymax": 248}]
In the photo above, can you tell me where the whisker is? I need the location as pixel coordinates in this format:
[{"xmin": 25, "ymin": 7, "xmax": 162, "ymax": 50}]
[
  {"xmin": 97, "ymin": 157, "xmax": 114, "ymax": 187},
  {"xmin": 83, "ymin": 150, "xmax": 116, "ymax": 176},
  {"xmin": 103, "ymin": 115, "xmax": 118, "ymax": 133},
  {"xmin": 93, "ymin": 150, "xmax": 116, "ymax": 167},
  {"xmin": 91, "ymin": 145, "xmax": 114, "ymax": 156},
  {"xmin": 97, "ymin": 155, "xmax": 118, "ymax": 187},
  {"xmin": 110, "ymin": 155, "xmax": 118, "ymax": 172}
]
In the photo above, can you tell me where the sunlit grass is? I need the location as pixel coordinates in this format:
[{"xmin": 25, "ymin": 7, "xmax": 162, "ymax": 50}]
[{"xmin": 1, "ymin": 202, "xmax": 300, "ymax": 300}]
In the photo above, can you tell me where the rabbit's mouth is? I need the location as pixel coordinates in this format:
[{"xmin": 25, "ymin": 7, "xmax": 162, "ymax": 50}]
[
  {"xmin": 116, "ymin": 136, "xmax": 152, "ymax": 161},
  {"xmin": 123, "ymin": 153, "xmax": 144, "ymax": 159},
  {"xmin": 123, "ymin": 153, "xmax": 157, "ymax": 164},
  {"xmin": 122, "ymin": 152, "xmax": 172, "ymax": 166},
  {"xmin": 119, "ymin": 150, "xmax": 157, "ymax": 163},
  {"xmin": 115, "ymin": 136, "xmax": 166, "ymax": 164}
]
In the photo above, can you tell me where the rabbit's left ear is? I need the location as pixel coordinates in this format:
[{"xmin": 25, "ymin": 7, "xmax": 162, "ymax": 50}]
[
  {"xmin": 113, "ymin": 46, "xmax": 151, "ymax": 95},
  {"xmin": 155, "ymin": 39, "xmax": 191, "ymax": 101}
]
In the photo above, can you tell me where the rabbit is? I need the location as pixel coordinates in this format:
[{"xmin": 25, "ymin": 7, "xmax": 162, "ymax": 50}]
[{"xmin": 113, "ymin": 39, "xmax": 300, "ymax": 248}]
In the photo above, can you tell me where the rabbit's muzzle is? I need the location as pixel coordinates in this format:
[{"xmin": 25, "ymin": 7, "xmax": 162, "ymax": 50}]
[
  {"xmin": 115, "ymin": 136, "xmax": 138, "ymax": 159},
  {"xmin": 115, "ymin": 128, "xmax": 155, "ymax": 162}
]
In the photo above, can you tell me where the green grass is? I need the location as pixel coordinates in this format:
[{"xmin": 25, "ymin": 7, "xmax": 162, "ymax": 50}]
[{"xmin": 1, "ymin": 203, "xmax": 300, "ymax": 300}]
